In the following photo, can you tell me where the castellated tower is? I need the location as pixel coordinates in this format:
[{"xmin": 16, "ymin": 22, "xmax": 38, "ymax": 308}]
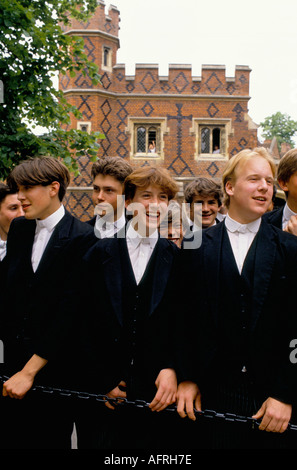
[{"xmin": 60, "ymin": 1, "xmax": 258, "ymax": 221}]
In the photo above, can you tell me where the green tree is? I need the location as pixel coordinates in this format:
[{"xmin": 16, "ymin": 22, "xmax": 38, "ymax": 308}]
[
  {"xmin": 0, "ymin": 0, "xmax": 104, "ymax": 180},
  {"xmin": 260, "ymin": 112, "xmax": 297, "ymax": 151}
]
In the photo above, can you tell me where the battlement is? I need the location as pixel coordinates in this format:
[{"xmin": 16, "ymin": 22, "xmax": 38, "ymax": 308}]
[
  {"xmin": 63, "ymin": 1, "xmax": 120, "ymax": 38},
  {"xmin": 61, "ymin": 4, "xmax": 251, "ymax": 99},
  {"xmin": 111, "ymin": 63, "xmax": 251, "ymax": 97}
]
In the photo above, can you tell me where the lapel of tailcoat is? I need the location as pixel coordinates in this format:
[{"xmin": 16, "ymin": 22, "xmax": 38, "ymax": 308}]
[
  {"xmin": 149, "ymin": 238, "xmax": 176, "ymax": 316},
  {"xmin": 101, "ymin": 236, "xmax": 176, "ymax": 325},
  {"xmin": 102, "ymin": 237, "xmax": 124, "ymax": 326},
  {"xmin": 34, "ymin": 211, "xmax": 73, "ymax": 278},
  {"xmin": 249, "ymin": 219, "xmax": 277, "ymax": 331}
]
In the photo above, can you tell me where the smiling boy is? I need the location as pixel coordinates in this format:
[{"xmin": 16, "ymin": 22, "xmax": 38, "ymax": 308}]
[
  {"xmin": 184, "ymin": 177, "xmax": 223, "ymax": 230},
  {"xmin": 0, "ymin": 156, "xmax": 96, "ymax": 449},
  {"xmin": 78, "ymin": 166, "xmax": 180, "ymax": 449},
  {"xmin": 176, "ymin": 147, "xmax": 297, "ymax": 449}
]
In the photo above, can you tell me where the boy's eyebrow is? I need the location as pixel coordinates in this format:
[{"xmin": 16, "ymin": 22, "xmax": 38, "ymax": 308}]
[
  {"xmin": 139, "ymin": 188, "xmax": 168, "ymax": 194},
  {"xmin": 247, "ymin": 173, "xmax": 274, "ymax": 180},
  {"xmin": 93, "ymin": 184, "xmax": 116, "ymax": 189}
]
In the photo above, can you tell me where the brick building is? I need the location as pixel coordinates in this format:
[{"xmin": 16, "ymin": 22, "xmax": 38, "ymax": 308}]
[{"xmin": 60, "ymin": 1, "xmax": 258, "ymax": 220}]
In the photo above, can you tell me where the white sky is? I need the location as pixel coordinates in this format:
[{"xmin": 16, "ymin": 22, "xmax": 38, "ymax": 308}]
[{"xmin": 107, "ymin": 0, "xmax": 297, "ymax": 142}]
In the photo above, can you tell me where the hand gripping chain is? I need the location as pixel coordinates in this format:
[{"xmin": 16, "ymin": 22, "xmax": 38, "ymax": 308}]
[{"xmin": 1, "ymin": 375, "xmax": 297, "ymax": 431}]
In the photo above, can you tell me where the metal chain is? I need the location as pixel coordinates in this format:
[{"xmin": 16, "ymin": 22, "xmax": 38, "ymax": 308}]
[{"xmin": 1, "ymin": 374, "xmax": 297, "ymax": 431}]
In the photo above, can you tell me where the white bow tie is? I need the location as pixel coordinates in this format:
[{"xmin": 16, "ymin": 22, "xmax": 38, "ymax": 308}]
[
  {"xmin": 138, "ymin": 237, "xmax": 151, "ymax": 246},
  {"xmin": 36, "ymin": 220, "xmax": 48, "ymax": 230},
  {"xmin": 237, "ymin": 225, "xmax": 249, "ymax": 234},
  {"xmin": 0, "ymin": 239, "xmax": 6, "ymax": 249}
]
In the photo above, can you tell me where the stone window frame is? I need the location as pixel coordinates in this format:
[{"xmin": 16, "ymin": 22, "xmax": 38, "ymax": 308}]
[
  {"xmin": 191, "ymin": 118, "xmax": 233, "ymax": 161},
  {"xmin": 77, "ymin": 121, "xmax": 91, "ymax": 134},
  {"xmin": 127, "ymin": 117, "xmax": 169, "ymax": 160}
]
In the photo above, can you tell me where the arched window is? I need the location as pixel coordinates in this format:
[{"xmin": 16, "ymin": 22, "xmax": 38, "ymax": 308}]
[
  {"xmin": 103, "ymin": 47, "xmax": 111, "ymax": 68},
  {"xmin": 137, "ymin": 127, "xmax": 146, "ymax": 152}
]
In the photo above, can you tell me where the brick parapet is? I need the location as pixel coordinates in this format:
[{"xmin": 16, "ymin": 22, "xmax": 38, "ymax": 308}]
[{"xmin": 60, "ymin": 3, "xmax": 259, "ymax": 221}]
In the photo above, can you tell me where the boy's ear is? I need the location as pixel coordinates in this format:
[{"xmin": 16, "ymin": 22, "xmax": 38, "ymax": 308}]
[
  {"xmin": 225, "ymin": 180, "xmax": 234, "ymax": 197},
  {"xmin": 49, "ymin": 181, "xmax": 60, "ymax": 197},
  {"xmin": 278, "ymin": 179, "xmax": 288, "ymax": 192}
]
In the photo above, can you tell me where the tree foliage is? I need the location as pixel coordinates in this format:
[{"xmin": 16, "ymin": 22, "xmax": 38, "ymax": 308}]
[
  {"xmin": 0, "ymin": 0, "xmax": 104, "ymax": 180},
  {"xmin": 260, "ymin": 112, "xmax": 297, "ymax": 151}
]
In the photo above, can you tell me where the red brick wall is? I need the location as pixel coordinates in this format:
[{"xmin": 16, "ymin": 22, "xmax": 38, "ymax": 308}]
[{"xmin": 60, "ymin": 3, "xmax": 258, "ymax": 220}]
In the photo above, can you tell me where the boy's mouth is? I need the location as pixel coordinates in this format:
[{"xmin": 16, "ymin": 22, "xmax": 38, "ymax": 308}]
[{"xmin": 146, "ymin": 211, "xmax": 160, "ymax": 221}]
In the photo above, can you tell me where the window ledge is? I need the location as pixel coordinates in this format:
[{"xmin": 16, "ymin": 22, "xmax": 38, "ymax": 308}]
[
  {"xmin": 196, "ymin": 153, "xmax": 228, "ymax": 161},
  {"xmin": 133, "ymin": 153, "xmax": 161, "ymax": 159}
]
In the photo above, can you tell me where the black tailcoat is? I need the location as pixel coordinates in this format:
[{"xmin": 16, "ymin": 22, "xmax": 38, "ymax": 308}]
[
  {"xmin": 0, "ymin": 211, "xmax": 97, "ymax": 387},
  {"xmin": 263, "ymin": 206, "xmax": 284, "ymax": 229},
  {"xmin": 80, "ymin": 234, "xmax": 179, "ymax": 398},
  {"xmin": 177, "ymin": 219, "xmax": 297, "ymax": 407}
]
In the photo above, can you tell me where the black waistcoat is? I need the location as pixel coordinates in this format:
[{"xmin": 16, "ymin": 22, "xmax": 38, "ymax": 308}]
[
  {"xmin": 216, "ymin": 228, "xmax": 258, "ymax": 381},
  {"xmin": 119, "ymin": 239, "xmax": 158, "ymax": 399}
]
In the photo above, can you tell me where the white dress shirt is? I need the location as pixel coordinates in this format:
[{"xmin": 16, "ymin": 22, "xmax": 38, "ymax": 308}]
[
  {"xmin": 126, "ymin": 223, "xmax": 158, "ymax": 284},
  {"xmin": 0, "ymin": 237, "xmax": 7, "ymax": 261},
  {"xmin": 31, "ymin": 205, "xmax": 65, "ymax": 272},
  {"xmin": 94, "ymin": 212, "xmax": 126, "ymax": 239},
  {"xmin": 282, "ymin": 203, "xmax": 297, "ymax": 230},
  {"xmin": 225, "ymin": 214, "xmax": 261, "ymax": 273}
]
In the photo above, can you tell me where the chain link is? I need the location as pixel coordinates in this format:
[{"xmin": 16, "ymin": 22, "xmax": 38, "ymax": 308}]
[{"xmin": 1, "ymin": 375, "xmax": 297, "ymax": 431}]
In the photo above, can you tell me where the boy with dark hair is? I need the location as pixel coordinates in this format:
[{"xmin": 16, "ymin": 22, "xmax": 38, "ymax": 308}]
[
  {"xmin": 184, "ymin": 176, "xmax": 223, "ymax": 230},
  {"xmin": 88, "ymin": 156, "xmax": 133, "ymax": 238},
  {"xmin": 77, "ymin": 166, "xmax": 180, "ymax": 449},
  {"xmin": 0, "ymin": 156, "xmax": 97, "ymax": 449},
  {"xmin": 265, "ymin": 148, "xmax": 297, "ymax": 234},
  {"xmin": 0, "ymin": 183, "xmax": 23, "ymax": 261}
]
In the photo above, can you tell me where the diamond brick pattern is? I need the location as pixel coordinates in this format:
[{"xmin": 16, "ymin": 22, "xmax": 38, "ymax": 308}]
[
  {"xmin": 100, "ymin": 99, "xmax": 112, "ymax": 156},
  {"xmin": 59, "ymin": 6, "xmax": 259, "ymax": 220},
  {"xmin": 205, "ymin": 72, "xmax": 223, "ymax": 94},
  {"xmin": 141, "ymin": 102, "xmax": 154, "ymax": 116},
  {"xmin": 207, "ymin": 103, "xmax": 219, "ymax": 118},
  {"xmin": 77, "ymin": 96, "xmax": 94, "ymax": 120},
  {"xmin": 206, "ymin": 162, "xmax": 219, "ymax": 177},
  {"xmin": 140, "ymin": 72, "xmax": 157, "ymax": 93},
  {"xmin": 64, "ymin": 191, "xmax": 94, "ymax": 222},
  {"xmin": 172, "ymin": 72, "xmax": 189, "ymax": 93}
]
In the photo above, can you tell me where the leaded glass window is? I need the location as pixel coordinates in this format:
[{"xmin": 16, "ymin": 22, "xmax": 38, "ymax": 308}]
[
  {"xmin": 201, "ymin": 128, "xmax": 210, "ymax": 153},
  {"xmin": 135, "ymin": 124, "xmax": 160, "ymax": 156},
  {"xmin": 200, "ymin": 125, "xmax": 224, "ymax": 154}
]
